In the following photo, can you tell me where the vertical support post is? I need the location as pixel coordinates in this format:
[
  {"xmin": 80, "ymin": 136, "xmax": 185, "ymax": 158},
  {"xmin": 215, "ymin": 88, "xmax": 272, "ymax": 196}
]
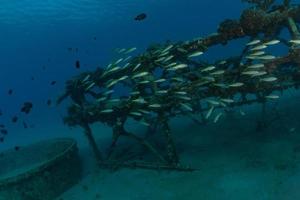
[
  {"xmin": 287, "ymin": 17, "xmax": 300, "ymax": 39},
  {"xmin": 106, "ymin": 123, "xmax": 122, "ymax": 160},
  {"xmin": 161, "ymin": 117, "xmax": 179, "ymax": 165},
  {"xmin": 82, "ymin": 123, "xmax": 103, "ymax": 162}
]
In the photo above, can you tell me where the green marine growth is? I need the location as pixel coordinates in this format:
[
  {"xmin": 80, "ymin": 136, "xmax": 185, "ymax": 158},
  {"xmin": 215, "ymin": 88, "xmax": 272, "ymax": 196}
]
[{"xmin": 58, "ymin": 0, "xmax": 300, "ymax": 171}]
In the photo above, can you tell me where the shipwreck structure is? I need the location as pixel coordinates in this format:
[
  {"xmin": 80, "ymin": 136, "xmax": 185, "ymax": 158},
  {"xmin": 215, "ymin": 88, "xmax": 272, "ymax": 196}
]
[{"xmin": 58, "ymin": 0, "xmax": 300, "ymax": 171}]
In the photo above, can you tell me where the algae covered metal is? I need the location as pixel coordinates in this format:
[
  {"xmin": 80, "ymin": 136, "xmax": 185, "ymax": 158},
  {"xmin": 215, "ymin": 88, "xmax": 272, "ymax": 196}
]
[{"xmin": 0, "ymin": 138, "xmax": 81, "ymax": 200}]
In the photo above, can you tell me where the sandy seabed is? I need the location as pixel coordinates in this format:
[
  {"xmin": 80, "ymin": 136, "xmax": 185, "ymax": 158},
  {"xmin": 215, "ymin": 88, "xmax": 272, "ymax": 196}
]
[{"xmin": 52, "ymin": 93, "xmax": 300, "ymax": 200}]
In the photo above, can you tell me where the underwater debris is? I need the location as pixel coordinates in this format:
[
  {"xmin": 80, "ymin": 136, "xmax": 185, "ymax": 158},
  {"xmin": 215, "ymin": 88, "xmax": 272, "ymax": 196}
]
[{"xmin": 58, "ymin": 0, "xmax": 300, "ymax": 171}]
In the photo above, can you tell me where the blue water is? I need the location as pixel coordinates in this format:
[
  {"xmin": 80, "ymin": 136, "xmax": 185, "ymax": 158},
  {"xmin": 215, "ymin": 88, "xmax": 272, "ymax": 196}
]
[
  {"xmin": 1, "ymin": 0, "xmax": 300, "ymax": 199},
  {"xmin": 0, "ymin": 0, "xmax": 249, "ymax": 149}
]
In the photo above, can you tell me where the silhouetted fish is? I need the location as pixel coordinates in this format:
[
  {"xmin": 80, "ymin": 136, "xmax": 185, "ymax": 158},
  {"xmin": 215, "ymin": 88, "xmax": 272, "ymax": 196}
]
[
  {"xmin": 0, "ymin": 124, "xmax": 5, "ymax": 128},
  {"xmin": 134, "ymin": 13, "xmax": 147, "ymax": 21},
  {"xmin": 14, "ymin": 146, "xmax": 20, "ymax": 151},
  {"xmin": 50, "ymin": 81, "xmax": 57, "ymax": 85},
  {"xmin": 23, "ymin": 121, "xmax": 28, "ymax": 129},
  {"xmin": 12, "ymin": 116, "xmax": 18, "ymax": 123},
  {"xmin": 75, "ymin": 60, "xmax": 80, "ymax": 69},
  {"xmin": 8, "ymin": 89, "xmax": 13, "ymax": 95},
  {"xmin": 0, "ymin": 137, "xmax": 3, "ymax": 142},
  {"xmin": 47, "ymin": 99, "xmax": 52, "ymax": 106},
  {"xmin": 21, "ymin": 102, "xmax": 33, "ymax": 114},
  {"xmin": 0, "ymin": 129, "xmax": 7, "ymax": 135}
]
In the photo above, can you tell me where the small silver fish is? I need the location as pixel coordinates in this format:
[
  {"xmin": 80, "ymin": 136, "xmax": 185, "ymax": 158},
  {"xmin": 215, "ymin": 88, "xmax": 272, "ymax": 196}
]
[
  {"xmin": 228, "ymin": 82, "xmax": 244, "ymax": 87},
  {"xmin": 289, "ymin": 39, "xmax": 300, "ymax": 44},
  {"xmin": 206, "ymin": 99, "xmax": 220, "ymax": 106},
  {"xmin": 220, "ymin": 98, "xmax": 234, "ymax": 103},
  {"xmin": 213, "ymin": 83, "xmax": 228, "ymax": 88},
  {"xmin": 106, "ymin": 79, "xmax": 119, "ymax": 88},
  {"xmin": 138, "ymin": 80, "xmax": 150, "ymax": 84},
  {"xmin": 205, "ymin": 106, "xmax": 214, "ymax": 119},
  {"xmin": 249, "ymin": 51, "xmax": 265, "ymax": 56},
  {"xmin": 114, "ymin": 58, "xmax": 123, "ymax": 65},
  {"xmin": 242, "ymin": 71, "xmax": 260, "ymax": 76},
  {"xmin": 155, "ymin": 57, "xmax": 166, "ymax": 62},
  {"xmin": 174, "ymin": 91, "xmax": 187, "ymax": 95},
  {"xmin": 213, "ymin": 113, "xmax": 223, "ymax": 123},
  {"xmin": 138, "ymin": 109, "xmax": 151, "ymax": 114},
  {"xmin": 177, "ymin": 96, "xmax": 192, "ymax": 101},
  {"xmin": 180, "ymin": 103, "xmax": 193, "ymax": 112},
  {"xmin": 168, "ymin": 64, "xmax": 188, "ymax": 71},
  {"xmin": 105, "ymin": 66, "xmax": 121, "ymax": 74},
  {"xmin": 165, "ymin": 62, "xmax": 177, "ymax": 69},
  {"xmin": 201, "ymin": 66, "xmax": 216, "ymax": 72},
  {"xmin": 218, "ymin": 60, "xmax": 227, "ymax": 65},
  {"xmin": 250, "ymin": 44, "xmax": 267, "ymax": 51},
  {"xmin": 130, "ymin": 111, "xmax": 142, "ymax": 116},
  {"xmin": 118, "ymin": 75, "xmax": 129, "ymax": 81},
  {"xmin": 210, "ymin": 70, "xmax": 225, "ymax": 76},
  {"xmin": 132, "ymin": 98, "xmax": 147, "ymax": 104},
  {"xmin": 100, "ymin": 109, "xmax": 114, "ymax": 113},
  {"xmin": 133, "ymin": 63, "xmax": 141, "ymax": 71},
  {"xmin": 132, "ymin": 72, "xmax": 149, "ymax": 79},
  {"xmin": 239, "ymin": 109, "xmax": 246, "ymax": 116},
  {"xmin": 103, "ymin": 90, "xmax": 114, "ymax": 96},
  {"xmin": 156, "ymin": 90, "xmax": 168, "ymax": 94},
  {"xmin": 96, "ymin": 97, "xmax": 107, "ymax": 102},
  {"xmin": 154, "ymin": 78, "xmax": 166, "ymax": 83},
  {"xmin": 171, "ymin": 77, "xmax": 185, "ymax": 82},
  {"xmin": 139, "ymin": 121, "xmax": 150, "ymax": 126},
  {"xmin": 123, "ymin": 63, "xmax": 130, "ymax": 68},
  {"xmin": 188, "ymin": 51, "xmax": 203, "ymax": 58},
  {"xmin": 125, "ymin": 47, "xmax": 137, "ymax": 54},
  {"xmin": 264, "ymin": 40, "xmax": 280, "ymax": 45},
  {"xmin": 149, "ymin": 104, "xmax": 162, "ymax": 108},
  {"xmin": 164, "ymin": 55, "xmax": 174, "ymax": 62},
  {"xmin": 124, "ymin": 56, "xmax": 132, "ymax": 62},
  {"xmin": 177, "ymin": 48, "xmax": 188, "ymax": 53},
  {"xmin": 85, "ymin": 82, "xmax": 96, "ymax": 91},
  {"xmin": 265, "ymin": 95, "xmax": 279, "ymax": 99},
  {"xmin": 161, "ymin": 45, "xmax": 173, "ymax": 53},
  {"xmin": 260, "ymin": 77, "xmax": 277, "ymax": 82},
  {"xmin": 251, "ymin": 71, "xmax": 267, "ymax": 77},
  {"xmin": 246, "ymin": 63, "xmax": 264, "ymax": 69},
  {"xmin": 256, "ymin": 55, "xmax": 276, "ymax": 60},
  {"xmin": 130, "ymin": 91, "xmax": 140, "ymax": 95},
  {"xmin": 202, "ymin": 76, "xmax": 215, "ymax": 82},
  {"xmin": 159, "ymin": 51, "xmax": 169, "ymax": 57},
  {"xmin": 82, "ymin": 74, "xmax": 90, "ymax": 82},
  {"xmin": 117, "ymin": 48, "xmax": 126, "ymax": 53},
  {"xmin": 246, "ymin": 39, "xmax": 261, "ymax": 46}
]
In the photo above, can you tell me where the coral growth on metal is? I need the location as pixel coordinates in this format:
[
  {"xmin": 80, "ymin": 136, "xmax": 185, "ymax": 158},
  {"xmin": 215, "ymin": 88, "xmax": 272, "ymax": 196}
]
[{"xmin": 58, "ymin": 0, "xmax": 300, "ymax": 171}]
